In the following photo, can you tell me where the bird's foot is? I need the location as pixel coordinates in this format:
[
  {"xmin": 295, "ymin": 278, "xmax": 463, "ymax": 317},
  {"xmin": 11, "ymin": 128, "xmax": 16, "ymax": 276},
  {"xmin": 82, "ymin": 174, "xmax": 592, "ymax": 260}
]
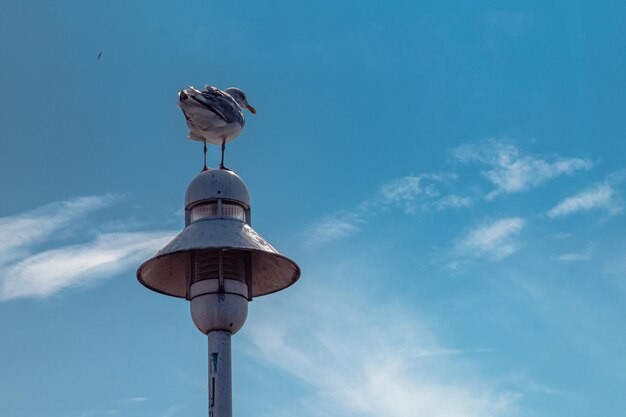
[{"xmin": 219, "ymin": 164, "xmax": 232, "ymax": 171}]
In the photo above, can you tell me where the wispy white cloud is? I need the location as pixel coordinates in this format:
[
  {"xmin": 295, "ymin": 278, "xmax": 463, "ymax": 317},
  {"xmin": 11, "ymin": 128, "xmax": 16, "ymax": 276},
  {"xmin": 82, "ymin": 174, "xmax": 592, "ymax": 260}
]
[
  {"xmin": 555, "ymin": 252, "xmax": 592, "ymax": 264},
  {"xmin": 378, "ymin": 175, "xmax": 430, "ymax": 213},
  {"xmin": 70, "ymin": 396, "xmax": 150, "ymax": 417},
  {"xmin": 120, "ymin": 396, "xmax": 150, "ymax": 404},
  {"xmin": 454, "ymin": 140, "xmax": 592, "ymax": 200},
  {"xmin": 0, "ymin": 195, "xmax": 116, "ymax": 263},
  {"xmin": 554, "ymin": 243, "xmax": 594, "ymax": 264},
  {"xmin": 245, "ymin": 283, "xmax": 520, "ymax": 417},
  {"xmin": 435, "ymin": 194, "xmax": 473, "ymax": 209},
  {"xmin": 505, "ymin": 372, "xmax": 568, "ymax": 397},
  {"xmin": 306, "ymin": 212, "xmax": 364, "ymax": 245},
  {"xmin": 0, "ymin": 196, "xmax": 175, "ymax": 301},
  {"xmin": 377, "ymin": 173, "xmax": 468, "ymax": 213},
  {"xmin": 306, "ymin": 174, "xmax": 472, "ymax": 245},
  {"xmin": 1, "ymin": 230, "xmax": 173, "ymax": 300},
  {"xmin": 547, "ymin": 183, "xmax": 622, "ymax": 218},
  {"xmin": 306, "ymin": 140, "xmax": 596, "ymax": 248},
  {"xmin": 455, "ymin": 217, "xmax": 526, "ymax": 262},
  {"xmin": 306, "ymin": 140, "xmax": 593, "ymax": 246}
]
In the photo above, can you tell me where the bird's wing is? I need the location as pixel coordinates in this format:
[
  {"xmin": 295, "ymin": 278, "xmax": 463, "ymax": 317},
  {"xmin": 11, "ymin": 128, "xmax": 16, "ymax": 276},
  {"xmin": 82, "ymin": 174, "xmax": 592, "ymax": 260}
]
[{"xmin": 190, "ymin": 86, "xmax": 243, "ymax": 124}]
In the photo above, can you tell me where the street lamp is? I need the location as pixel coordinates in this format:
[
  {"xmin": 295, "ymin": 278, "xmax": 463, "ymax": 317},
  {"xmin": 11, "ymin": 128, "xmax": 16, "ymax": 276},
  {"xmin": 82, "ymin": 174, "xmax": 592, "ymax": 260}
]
[{"xmin": 137, "ymin": 167, "xmax": 301, "ymax": 417}]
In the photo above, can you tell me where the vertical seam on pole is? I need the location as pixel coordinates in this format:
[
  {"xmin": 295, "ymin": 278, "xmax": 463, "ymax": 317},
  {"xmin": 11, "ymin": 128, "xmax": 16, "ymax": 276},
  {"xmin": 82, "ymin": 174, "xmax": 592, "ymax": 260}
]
[
  {"xmin": 218, "ymin": 249, "xmax": 224, "ymax": 292},
  {"xmin": 245, "ymin": 251, "xmax": 252, "ymax": 300},
  {"xmin": 186, "ymin": 251, "xmax": 194, "ymax": 300}
]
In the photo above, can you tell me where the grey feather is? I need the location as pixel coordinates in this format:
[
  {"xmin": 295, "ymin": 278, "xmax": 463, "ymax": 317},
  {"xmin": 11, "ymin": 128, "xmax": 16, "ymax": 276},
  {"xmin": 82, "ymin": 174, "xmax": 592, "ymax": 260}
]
[{"xmin": 192, "ymin": 86, "xmax": 245, "ymax": 126}]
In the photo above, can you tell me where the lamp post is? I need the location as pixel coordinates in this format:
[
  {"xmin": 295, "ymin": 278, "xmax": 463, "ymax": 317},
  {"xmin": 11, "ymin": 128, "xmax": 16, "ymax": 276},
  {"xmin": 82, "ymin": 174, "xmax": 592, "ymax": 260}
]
[{"xmin": 137, "ymin": 168, "xmax": 301, "ymax": 417}]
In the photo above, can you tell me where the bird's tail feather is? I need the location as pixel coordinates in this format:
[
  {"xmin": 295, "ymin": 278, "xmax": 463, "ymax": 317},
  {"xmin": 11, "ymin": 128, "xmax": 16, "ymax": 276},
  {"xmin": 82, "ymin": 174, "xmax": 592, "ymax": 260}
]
[
  {"xmin": 188, "ymin": 131, "xmax": 205, "ymax": 142},
  {"xmin": 179, "ymin": 86, "xmax": 202, "ymax": 101}
]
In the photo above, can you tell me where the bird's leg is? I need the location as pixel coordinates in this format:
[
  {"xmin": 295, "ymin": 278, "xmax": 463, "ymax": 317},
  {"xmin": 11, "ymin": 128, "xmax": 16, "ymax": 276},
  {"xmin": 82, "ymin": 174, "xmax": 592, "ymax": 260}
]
[
  {"xmin": 219, "ymin": 138, "xmax": 226, "ymax": 169},
  {"xmin": 202, "ymin": 140, "xmax": 208, "ymax": 172}
]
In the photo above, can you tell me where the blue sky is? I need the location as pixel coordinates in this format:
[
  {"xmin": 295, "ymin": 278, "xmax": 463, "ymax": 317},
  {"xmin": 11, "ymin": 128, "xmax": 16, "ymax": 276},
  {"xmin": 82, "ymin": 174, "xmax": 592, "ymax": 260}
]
[{"xmin": 1, "ymin": 1, "xmax": 626, "ymax": 416}]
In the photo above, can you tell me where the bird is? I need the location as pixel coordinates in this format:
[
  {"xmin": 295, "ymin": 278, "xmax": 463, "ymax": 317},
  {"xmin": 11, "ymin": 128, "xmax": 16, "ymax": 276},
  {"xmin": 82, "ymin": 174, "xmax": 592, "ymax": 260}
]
[
  {"xmin": 178, "ymin": 85, "xmax": 256, "ymax": 170},
  {"xmin": 97, "ymin": 51, "xmax": 102, "ymax": 60}
]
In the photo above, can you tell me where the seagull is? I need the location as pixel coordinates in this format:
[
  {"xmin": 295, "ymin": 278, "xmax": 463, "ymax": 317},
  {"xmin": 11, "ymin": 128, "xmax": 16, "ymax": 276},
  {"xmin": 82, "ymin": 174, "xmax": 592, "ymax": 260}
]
[{"xmin": 178, "ymin": 85, "xmax": 256, "ymax": 170}]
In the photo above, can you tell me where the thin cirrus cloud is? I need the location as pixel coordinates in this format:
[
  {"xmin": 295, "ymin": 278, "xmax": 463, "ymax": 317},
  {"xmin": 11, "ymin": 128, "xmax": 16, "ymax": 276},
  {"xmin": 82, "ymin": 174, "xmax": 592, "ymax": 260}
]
[
  {"xmin": 1, "ymin": 231, "xmax": 173, "ymax": 300},
  {"xmin": 455, "ymin": 217, "xmax": 526, "ymax": 262},
  {"xmin": 306, "ymin": 174, "xmax": 472, "ymax": 245},
  {"xmin": 0, "ymin": 194, "xmax": 117, "ymax": 263},
  {"xmin": 0, "ymin": 196, "xmax": 175, "ymax": 301},
  {"xmin": 453, "ymin": 140, "xmax": 592, "ymax": 200},
  {"xmin": 378, "ymin": 173, "xmax": 472, "ymax": 213},
  {"xmin": 378, "ymin": 174, "xmax": 433, "ymax": 214},
  {"xmin": 71, "ymin": 396, "xmax": 151, "ymax": 417},
  {"xmin": 555, "ymin": 250, "xmax": 593, "ymax": 264},
  {"xmin": 123, "ymin": 397, "xmax": 149, "ymax": 403},
  {"xmin": 547, "ymin": 183, "xmax": 623, "ymax": 218},
  {"xmin": 305, "ymin": 211, "xmax": 364, "ymax": 245},
  {"xmin": 245, "ymin": 282, "xmax": 520, "ymax": 417},
  {"xmin": 306, "ymin": 139, "xmax": 594, "ymax": 246}
]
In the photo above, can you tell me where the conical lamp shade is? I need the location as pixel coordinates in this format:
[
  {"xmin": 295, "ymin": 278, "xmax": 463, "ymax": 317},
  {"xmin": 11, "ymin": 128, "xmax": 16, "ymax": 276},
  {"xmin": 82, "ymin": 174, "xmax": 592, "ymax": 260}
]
[{"xmin": 137, "ymin": 218, "xmax": 300, "ymax": 298}]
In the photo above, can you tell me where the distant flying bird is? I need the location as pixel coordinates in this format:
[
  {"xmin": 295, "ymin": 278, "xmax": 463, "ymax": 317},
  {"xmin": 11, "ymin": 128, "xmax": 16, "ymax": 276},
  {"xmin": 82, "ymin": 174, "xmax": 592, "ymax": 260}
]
[
  {"xmin": 97, "ymin": 51, "xmax": 102, "ymax": 60},
  {"xmin": 178, "ymin": 85, "xmax": 256, "ymax": 170}
]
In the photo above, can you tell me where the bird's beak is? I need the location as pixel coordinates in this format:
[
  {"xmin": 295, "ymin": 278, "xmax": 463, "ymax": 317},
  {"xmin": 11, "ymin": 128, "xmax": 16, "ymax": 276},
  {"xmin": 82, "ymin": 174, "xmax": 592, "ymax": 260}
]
[{"xmin": 246, "ymin": 104, "xmax": 257, "ymax": 114}]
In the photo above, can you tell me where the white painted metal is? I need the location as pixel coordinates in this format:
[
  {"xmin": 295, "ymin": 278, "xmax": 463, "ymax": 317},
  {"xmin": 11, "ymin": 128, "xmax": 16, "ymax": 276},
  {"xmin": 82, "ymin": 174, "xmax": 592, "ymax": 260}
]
[
  {"xmin": 190, "ymin": 282, "xmax": 248, "ymax": 335},
  {"xmin": 208, "ymin": 330, "xmax": 232, "ymax": 417},
  {"xmin": 186, "ymin": 169, "xmax": 250, "ymax": 212}
]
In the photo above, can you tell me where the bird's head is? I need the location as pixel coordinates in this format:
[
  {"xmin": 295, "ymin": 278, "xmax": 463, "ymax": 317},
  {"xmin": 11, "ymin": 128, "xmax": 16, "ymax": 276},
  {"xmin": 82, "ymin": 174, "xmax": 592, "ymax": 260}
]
[{"xmin": 224, "ymin": 87, "xmax": 256, "ymax": 114}]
